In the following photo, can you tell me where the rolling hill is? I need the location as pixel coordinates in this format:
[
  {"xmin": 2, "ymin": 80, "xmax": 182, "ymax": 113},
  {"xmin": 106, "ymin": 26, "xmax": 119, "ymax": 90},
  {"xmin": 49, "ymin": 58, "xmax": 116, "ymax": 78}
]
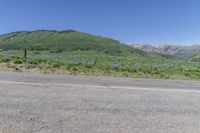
[{"xmin": 0, "ymin": 30, "xmax": 146, "ymax": 56}]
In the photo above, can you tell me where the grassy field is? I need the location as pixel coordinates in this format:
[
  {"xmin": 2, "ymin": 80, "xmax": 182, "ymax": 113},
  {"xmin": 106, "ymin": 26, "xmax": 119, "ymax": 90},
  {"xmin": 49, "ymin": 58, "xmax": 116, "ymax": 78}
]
[
  {"xmin": 1, "ymin": 30, "xmax": 200, "ymax": 80},
  {"xmin": 1, "ymin": 50, "xmax": 200, "ymax": 80}
]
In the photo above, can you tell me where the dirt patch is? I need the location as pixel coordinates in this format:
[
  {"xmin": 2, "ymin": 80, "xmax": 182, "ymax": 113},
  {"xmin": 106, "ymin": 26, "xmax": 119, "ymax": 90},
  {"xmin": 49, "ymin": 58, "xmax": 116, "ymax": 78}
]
[{"xmin": 0, "ymin": 63, "xmax": 72, "ymax": 75}]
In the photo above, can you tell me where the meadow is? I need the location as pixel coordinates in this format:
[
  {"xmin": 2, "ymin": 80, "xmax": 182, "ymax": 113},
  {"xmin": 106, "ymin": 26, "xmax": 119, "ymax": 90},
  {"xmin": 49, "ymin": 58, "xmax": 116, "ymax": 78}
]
[{"xmin": 1, "ymin": 49, "xmax": 200, "ymax": 80}]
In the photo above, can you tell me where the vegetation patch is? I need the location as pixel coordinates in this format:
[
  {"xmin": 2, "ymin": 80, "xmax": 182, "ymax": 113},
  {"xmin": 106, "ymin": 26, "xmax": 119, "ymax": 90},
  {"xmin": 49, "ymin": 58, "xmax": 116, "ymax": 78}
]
[{"xmin": 0, "ymin": 49, "xmax": 199, "ymax": 80}]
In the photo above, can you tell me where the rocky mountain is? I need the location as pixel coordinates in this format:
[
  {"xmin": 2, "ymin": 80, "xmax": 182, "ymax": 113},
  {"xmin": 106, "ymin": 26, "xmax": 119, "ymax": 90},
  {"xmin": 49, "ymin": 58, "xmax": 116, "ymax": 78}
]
[
  {"xmin": 130, "ymin": 44, "xmax": 200, "ymax": 58},
  {"xmin": 130, "ymin": 44, "xmax": 161, "ymax": 53}
]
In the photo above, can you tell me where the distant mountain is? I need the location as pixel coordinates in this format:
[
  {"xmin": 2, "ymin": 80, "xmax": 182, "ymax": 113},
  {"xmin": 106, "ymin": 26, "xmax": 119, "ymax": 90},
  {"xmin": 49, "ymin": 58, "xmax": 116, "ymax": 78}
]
[
  {"xmin": 130, "ymin": 44, "xmax": 200, "ymax": 58},
  {"xmin": 130, "ymin": 44, "xmax": 161, "ymax": 53}
]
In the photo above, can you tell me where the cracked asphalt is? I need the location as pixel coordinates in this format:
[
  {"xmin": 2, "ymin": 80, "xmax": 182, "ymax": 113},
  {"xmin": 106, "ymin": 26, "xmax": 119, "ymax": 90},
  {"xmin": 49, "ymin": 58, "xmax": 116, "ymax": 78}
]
[{"xmin": 0, "ymin": 72, "xmax": 200, "ymax": 133}]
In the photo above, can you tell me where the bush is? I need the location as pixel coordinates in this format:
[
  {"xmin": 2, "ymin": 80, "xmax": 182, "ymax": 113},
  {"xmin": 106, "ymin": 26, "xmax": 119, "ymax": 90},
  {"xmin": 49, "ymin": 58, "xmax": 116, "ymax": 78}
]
[
  {"xmin": 2, "ymin": 57, "xmax": 11, "ymax": 63},
  {"xmin": 85, "ymin": 64, "xmax": 92, "ymax": 68},
  {"xmin": 11, "ymin": 56, "xmax": 25, "ymax": 64},
  {"xmin": 13, "ymin": 59, "xmax": 23, "ymax": 64},
  {"xmin": 28, "ymin": 59, "xmax": 47, "ymax": 65},
  {"xmin": 72, "ymin": 67, "xmax": 78, "ymax": 71},
  {"xmin": 51, "ymin": 62, "xmax": 61, "ymax": 68}
]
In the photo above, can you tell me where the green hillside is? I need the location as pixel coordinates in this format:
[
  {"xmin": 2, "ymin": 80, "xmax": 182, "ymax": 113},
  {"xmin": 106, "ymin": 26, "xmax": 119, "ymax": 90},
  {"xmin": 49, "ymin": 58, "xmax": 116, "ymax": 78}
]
[{"xmin": 0, "ymin": 30, "xmax": 145, "ymax": 56}]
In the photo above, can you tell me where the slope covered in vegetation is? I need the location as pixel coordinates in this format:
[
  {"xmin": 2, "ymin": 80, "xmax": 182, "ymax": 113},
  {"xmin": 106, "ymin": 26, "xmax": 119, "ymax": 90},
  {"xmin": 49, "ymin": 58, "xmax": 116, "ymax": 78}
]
[
  {"xmin": 1, "ymin": 30, "xmax": 199, "ymax": 80},
  {"xmin": 0, "ymin": 30, "xmax": 147, "ymax": 56}
]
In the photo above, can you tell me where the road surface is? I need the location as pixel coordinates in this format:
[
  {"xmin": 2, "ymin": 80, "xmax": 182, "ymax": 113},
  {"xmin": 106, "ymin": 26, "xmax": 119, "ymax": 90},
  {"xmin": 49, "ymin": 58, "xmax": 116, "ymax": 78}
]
[{"xmin": 0, "ymin": 72, "xmax": 200, "ymax": 133}]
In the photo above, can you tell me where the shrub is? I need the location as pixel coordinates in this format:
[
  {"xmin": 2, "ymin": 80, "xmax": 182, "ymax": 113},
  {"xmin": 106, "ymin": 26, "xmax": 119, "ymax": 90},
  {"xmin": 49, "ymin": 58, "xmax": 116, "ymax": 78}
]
[
  {"xmin": 2, "ymin": 57, "xmax": 11, "ymax": 63},
  {"xmin": 51, "ymin": 62, "xmax": 61, "ymax": 68},
  {"xmin": 13, "ymin": 59, "xmax": 23, "ymax": 64}
]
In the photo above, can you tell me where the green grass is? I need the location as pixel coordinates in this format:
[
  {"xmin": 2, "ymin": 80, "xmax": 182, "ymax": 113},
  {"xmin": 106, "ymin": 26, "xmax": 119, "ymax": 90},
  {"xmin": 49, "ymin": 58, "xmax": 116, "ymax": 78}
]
[{"xmin": 1, "ymin": 50, "xmax": 200, "ymax": 80}]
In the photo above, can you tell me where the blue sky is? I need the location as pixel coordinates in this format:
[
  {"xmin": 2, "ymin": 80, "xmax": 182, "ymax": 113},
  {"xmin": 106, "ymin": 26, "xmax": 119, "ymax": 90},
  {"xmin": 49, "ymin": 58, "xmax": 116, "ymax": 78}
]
[{"xmin": 0, "ymin": 0, "xmax": 200, "ymax": 45}]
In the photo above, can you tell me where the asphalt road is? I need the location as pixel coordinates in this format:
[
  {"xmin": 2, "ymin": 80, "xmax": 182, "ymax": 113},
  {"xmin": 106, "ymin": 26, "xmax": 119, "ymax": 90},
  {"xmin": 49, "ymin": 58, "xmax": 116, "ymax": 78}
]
[{"xmin": 0, "ymin": 72, "xmax": 200, "ymax": 133}]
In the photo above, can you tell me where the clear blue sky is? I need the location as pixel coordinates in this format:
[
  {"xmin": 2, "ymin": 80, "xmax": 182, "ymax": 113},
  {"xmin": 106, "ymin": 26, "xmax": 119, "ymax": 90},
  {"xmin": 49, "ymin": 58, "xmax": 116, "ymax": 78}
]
[{"xmin": 0, "ymin": 0, "xmax": 200, "ymax": 45}]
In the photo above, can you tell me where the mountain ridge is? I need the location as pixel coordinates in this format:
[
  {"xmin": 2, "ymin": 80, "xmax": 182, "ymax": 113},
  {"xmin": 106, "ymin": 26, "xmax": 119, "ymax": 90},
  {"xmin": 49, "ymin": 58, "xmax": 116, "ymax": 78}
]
[{"xmin": 130, "ymin": 44, "xmax": 200, "ymax": 58}]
